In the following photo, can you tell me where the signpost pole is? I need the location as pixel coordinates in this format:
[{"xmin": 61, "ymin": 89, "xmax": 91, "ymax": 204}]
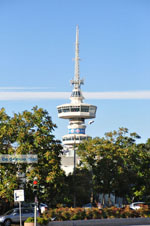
[
  {"xmin": 19, "ymin": 201, "xmax": 22, "ymax": 226},
  {"xmin": 34, "ymin": 198, "xmax": 37, "ymax": 226},
  {"xmin": 14, "ymin": 190, "xmax": 24, "ymax": 226}
]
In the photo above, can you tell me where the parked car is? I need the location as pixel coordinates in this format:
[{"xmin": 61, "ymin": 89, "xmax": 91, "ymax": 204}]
[
  {"xmin": 16, "ymin": 202, "xmax": 48, "ymax": 213},
  {"xmin": 129, "ymin": 202, "xmax": 145, "ymax": 210},
  {"xmin": 82, "ymin": 203, "xmax": 97, "ymax": 209},
  {"xmin": 82, "ymin": 203, "xmax": 92, "ymax": 209},
  {"xmin": 0, "ymin": 207, "xmax": 39, "ymax": 226}
]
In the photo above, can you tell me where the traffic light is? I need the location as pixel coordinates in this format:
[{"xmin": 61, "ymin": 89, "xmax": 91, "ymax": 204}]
[{"xmin": 33, "ymin": 177, "xmax": 38, "ymax": 195}]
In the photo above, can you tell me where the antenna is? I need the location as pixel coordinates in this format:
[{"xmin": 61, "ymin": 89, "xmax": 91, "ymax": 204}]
[
  {"xmin": 75, "ymin": 25, "xmax": 80, "ymax": 82},
  {"xmin": 71, "ymin": 25, "xmax": 84, "ymax": 89}
]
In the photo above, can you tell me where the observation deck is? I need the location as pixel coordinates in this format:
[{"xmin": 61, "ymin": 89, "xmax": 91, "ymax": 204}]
[{"xmin": 57, "ymin": 103, "xmax": 97, "ymax": 119}]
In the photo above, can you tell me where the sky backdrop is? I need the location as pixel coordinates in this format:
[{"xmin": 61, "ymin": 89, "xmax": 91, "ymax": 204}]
[{"xmin": 0, "ymin": 0, "xmax": 150, "ymax": 143}]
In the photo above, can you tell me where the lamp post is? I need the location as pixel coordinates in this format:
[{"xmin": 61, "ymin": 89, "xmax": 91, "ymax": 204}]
[{"xmin": 73, "ymin": 135, "xmax": 76, "ymax": 208}]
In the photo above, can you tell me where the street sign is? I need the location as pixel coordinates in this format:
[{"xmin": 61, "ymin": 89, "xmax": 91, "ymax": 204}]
[{"xmin": 14, "ymin": 190, "xmax": 24, "ymax": 202}]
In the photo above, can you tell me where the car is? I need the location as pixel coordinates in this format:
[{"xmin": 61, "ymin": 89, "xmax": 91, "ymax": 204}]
[
  {"xmin": 0, "ymin": 207, "xmax": 39, "ymax": 226},
  {"xmin": 82, "ymin": 203, "xmax": 97, "ymax": 209},
  {"xmin": 82, "ymin": 203, "xmax": 93, "ymax": 209},
  {"xmin": 129, "ymin": 202, "xmax": 145, "ymax": 210},
  {"xmin": 17, "ymin": 202, "xmax": 48, "ymax": 213}
]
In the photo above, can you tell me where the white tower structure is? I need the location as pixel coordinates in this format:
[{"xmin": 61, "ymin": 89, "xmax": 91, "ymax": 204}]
[{"xmin": 57, "ymin": 26, "xmax": 97, "ymax": 160}]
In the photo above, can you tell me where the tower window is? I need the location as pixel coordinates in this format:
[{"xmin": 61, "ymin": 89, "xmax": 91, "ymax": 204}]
[
  {"xmin": 58, "ymin": 108, "xmax": 62, "ymax": 113},
  {"xmin": 63, "ymin": 107, "xmax": 70, "ymax": 112},
  {"xmin": 58, "ymin": 107, "xmax": 70, "ymax": 113},
  {"xmin": 81, "ymin": 106, "xmax": 89, "ymax": 112},
  {"xmin": 71, "ymin": 106, "xmax": 80, "ymax": 112},
  {"xmin": 71, "ymin": 91, "xmax": 81, "ymax": 97}
]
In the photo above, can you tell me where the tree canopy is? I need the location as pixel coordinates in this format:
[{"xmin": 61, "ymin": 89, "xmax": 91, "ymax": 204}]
[
  {"xmin": 0, "ymin": 106, "xmax": 65, "ymax": 207},
  {"xmin": 0, "ymin": 107, "xmax": 150, "ymax": 209},
  {"xmin": 77, "ymin": 128, "xmax": 150, "ymax": 204}
]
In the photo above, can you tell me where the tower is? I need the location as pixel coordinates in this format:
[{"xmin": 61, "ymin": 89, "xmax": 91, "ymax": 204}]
[{"xmin": 57, "ymin": 26, "xmax": 97, "ymax": 163}]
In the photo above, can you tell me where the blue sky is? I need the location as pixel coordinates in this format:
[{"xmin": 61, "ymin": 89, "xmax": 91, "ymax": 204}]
[{"xmin": 0, "ymin": 0, "xmax": 150, "ymax": 143}]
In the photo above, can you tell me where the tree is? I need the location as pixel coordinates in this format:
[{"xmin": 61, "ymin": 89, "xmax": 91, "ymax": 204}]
[
  {"xmin": 77, "ymin": 128, "xmax": 144, "ymax": 204},
  {"xmin": 132, "ymin": 139, "xmax": 150, "ymax": 202},
  {"xmin": 63, "ymin": 168, "xmax": 92, "ymax": 207},
  {"xmin": 0, "ymin": 106, "xmax": 65, "ymax": 207},
  {"xmin": 0, "ymin": 108, "xmax": 18, "ymax": 208}
]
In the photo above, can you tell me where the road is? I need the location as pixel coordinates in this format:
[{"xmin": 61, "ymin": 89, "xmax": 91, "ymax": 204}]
[{"xmin": 48, "ymin": 218, "xmax": 150, "ymax": 226}]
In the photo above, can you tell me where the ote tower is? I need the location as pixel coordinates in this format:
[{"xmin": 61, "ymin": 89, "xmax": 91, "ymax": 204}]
[{"xmin": 57, "ymin": 26, "xmax": 97, "ymax": 159}]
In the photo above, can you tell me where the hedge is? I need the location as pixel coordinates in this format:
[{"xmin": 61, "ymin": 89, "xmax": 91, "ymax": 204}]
[{"xmin": 42, "ymin": 205, "xmax": 150, "ymax": 221}]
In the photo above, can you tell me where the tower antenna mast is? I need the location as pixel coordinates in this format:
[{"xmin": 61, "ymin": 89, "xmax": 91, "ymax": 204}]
[{"xmin": 71, "ymin": 25, "xmax": 84, "ymax": 89}]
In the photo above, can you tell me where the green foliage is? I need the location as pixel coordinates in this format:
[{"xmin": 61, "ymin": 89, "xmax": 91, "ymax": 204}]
[
  {"xmin": 37, "ymin": 217, "xmax": 49, "ymax": 225},
  {"xmin": 0, "ymin": 106, "xmax": 150, "ymax": 208},
  {"xmin": 77, "ymin": 128, "xmax": 150, "ymax": 203},
  {"xmin": 25, "ymin": 217, "xmax": 49, "ymax": 225},
  {"xmin": 63, "ymin": 168, "xmax": 92, "ymax": 207},
  {"xmin": 0, "ymin": 106, "xmax": 65, "ymax": 206},
  {"xmin": 25, "ymin": 217, "xmax": 34, "ymax": 223}
]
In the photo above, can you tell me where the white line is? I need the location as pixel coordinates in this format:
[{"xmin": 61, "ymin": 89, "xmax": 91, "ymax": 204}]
[
  {"xmin": 0, "ymin": 91, "xmax": 150, "ymax": 100},
  {"xmin": 84, "ymin": 91, "xmax": 150, "ymax": 99},
  {"xmin": 0, "ymin": 87, "xmax": 52, "ymax": 90}
]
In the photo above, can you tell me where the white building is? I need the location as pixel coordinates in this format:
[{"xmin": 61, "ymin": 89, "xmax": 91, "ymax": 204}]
[{"xmin": 57, "ymin": 26, "xmax": 97, "ymax": 174}]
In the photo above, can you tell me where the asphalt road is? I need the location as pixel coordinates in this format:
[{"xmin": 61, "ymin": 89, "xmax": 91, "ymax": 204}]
[{"xmin": 48, "ymin": 218, "xmax": 150, "ymax": 226}]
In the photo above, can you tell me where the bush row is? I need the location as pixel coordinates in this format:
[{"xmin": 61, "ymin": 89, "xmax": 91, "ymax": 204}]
[{"xmin": 42, "ymin": 205, "xmax": 150, "ymax": 221}]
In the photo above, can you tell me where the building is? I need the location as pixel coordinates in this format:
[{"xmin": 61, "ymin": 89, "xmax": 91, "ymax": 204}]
[{"xmin": 57, "ymin": 26, "xmax": 97, "ymax": 174}]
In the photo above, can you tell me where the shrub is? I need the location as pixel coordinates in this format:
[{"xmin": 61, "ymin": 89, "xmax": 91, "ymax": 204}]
[
  {"xmin": 25, "ymin": 217, "xmax": 49, "ymax": 225},
  {"xmin": 70, "ymin": 208, "xmax": 86, "ymax": 220},
  {"xmin": 25, "ymin": 217, "xmax": 34, "ymax": 223},
  {"xmin": 92, "ymin": 208, "xmax": 102, "ymax": 219},
  {"xmin": 43, "ymin": 205, "xmax": 150, "ymax": 221},
  {"xmin": 37, "ymin": 217, "xmax": 49, "ymax": 225},
  {"xmin": 59, "ymin": 208, "xmax": 71, "ymax": 221},
  {"xmin": 84, "ymin": 208, "xmax": 93, "ymax": 219}
]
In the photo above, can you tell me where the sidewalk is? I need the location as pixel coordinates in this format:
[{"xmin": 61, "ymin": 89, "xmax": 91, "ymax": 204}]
[{"xmin": 48, "ymin": 217, "xmax": 150, "ymax": 226}]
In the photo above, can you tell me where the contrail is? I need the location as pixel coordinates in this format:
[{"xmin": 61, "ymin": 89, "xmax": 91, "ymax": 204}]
[
  {"xmin": 0, "ymin": 87, "xmax": 52, "ymax": 90},
  {"xmin": 0, "ymin": 91, "xmax": 150, "ymax": 100}
]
